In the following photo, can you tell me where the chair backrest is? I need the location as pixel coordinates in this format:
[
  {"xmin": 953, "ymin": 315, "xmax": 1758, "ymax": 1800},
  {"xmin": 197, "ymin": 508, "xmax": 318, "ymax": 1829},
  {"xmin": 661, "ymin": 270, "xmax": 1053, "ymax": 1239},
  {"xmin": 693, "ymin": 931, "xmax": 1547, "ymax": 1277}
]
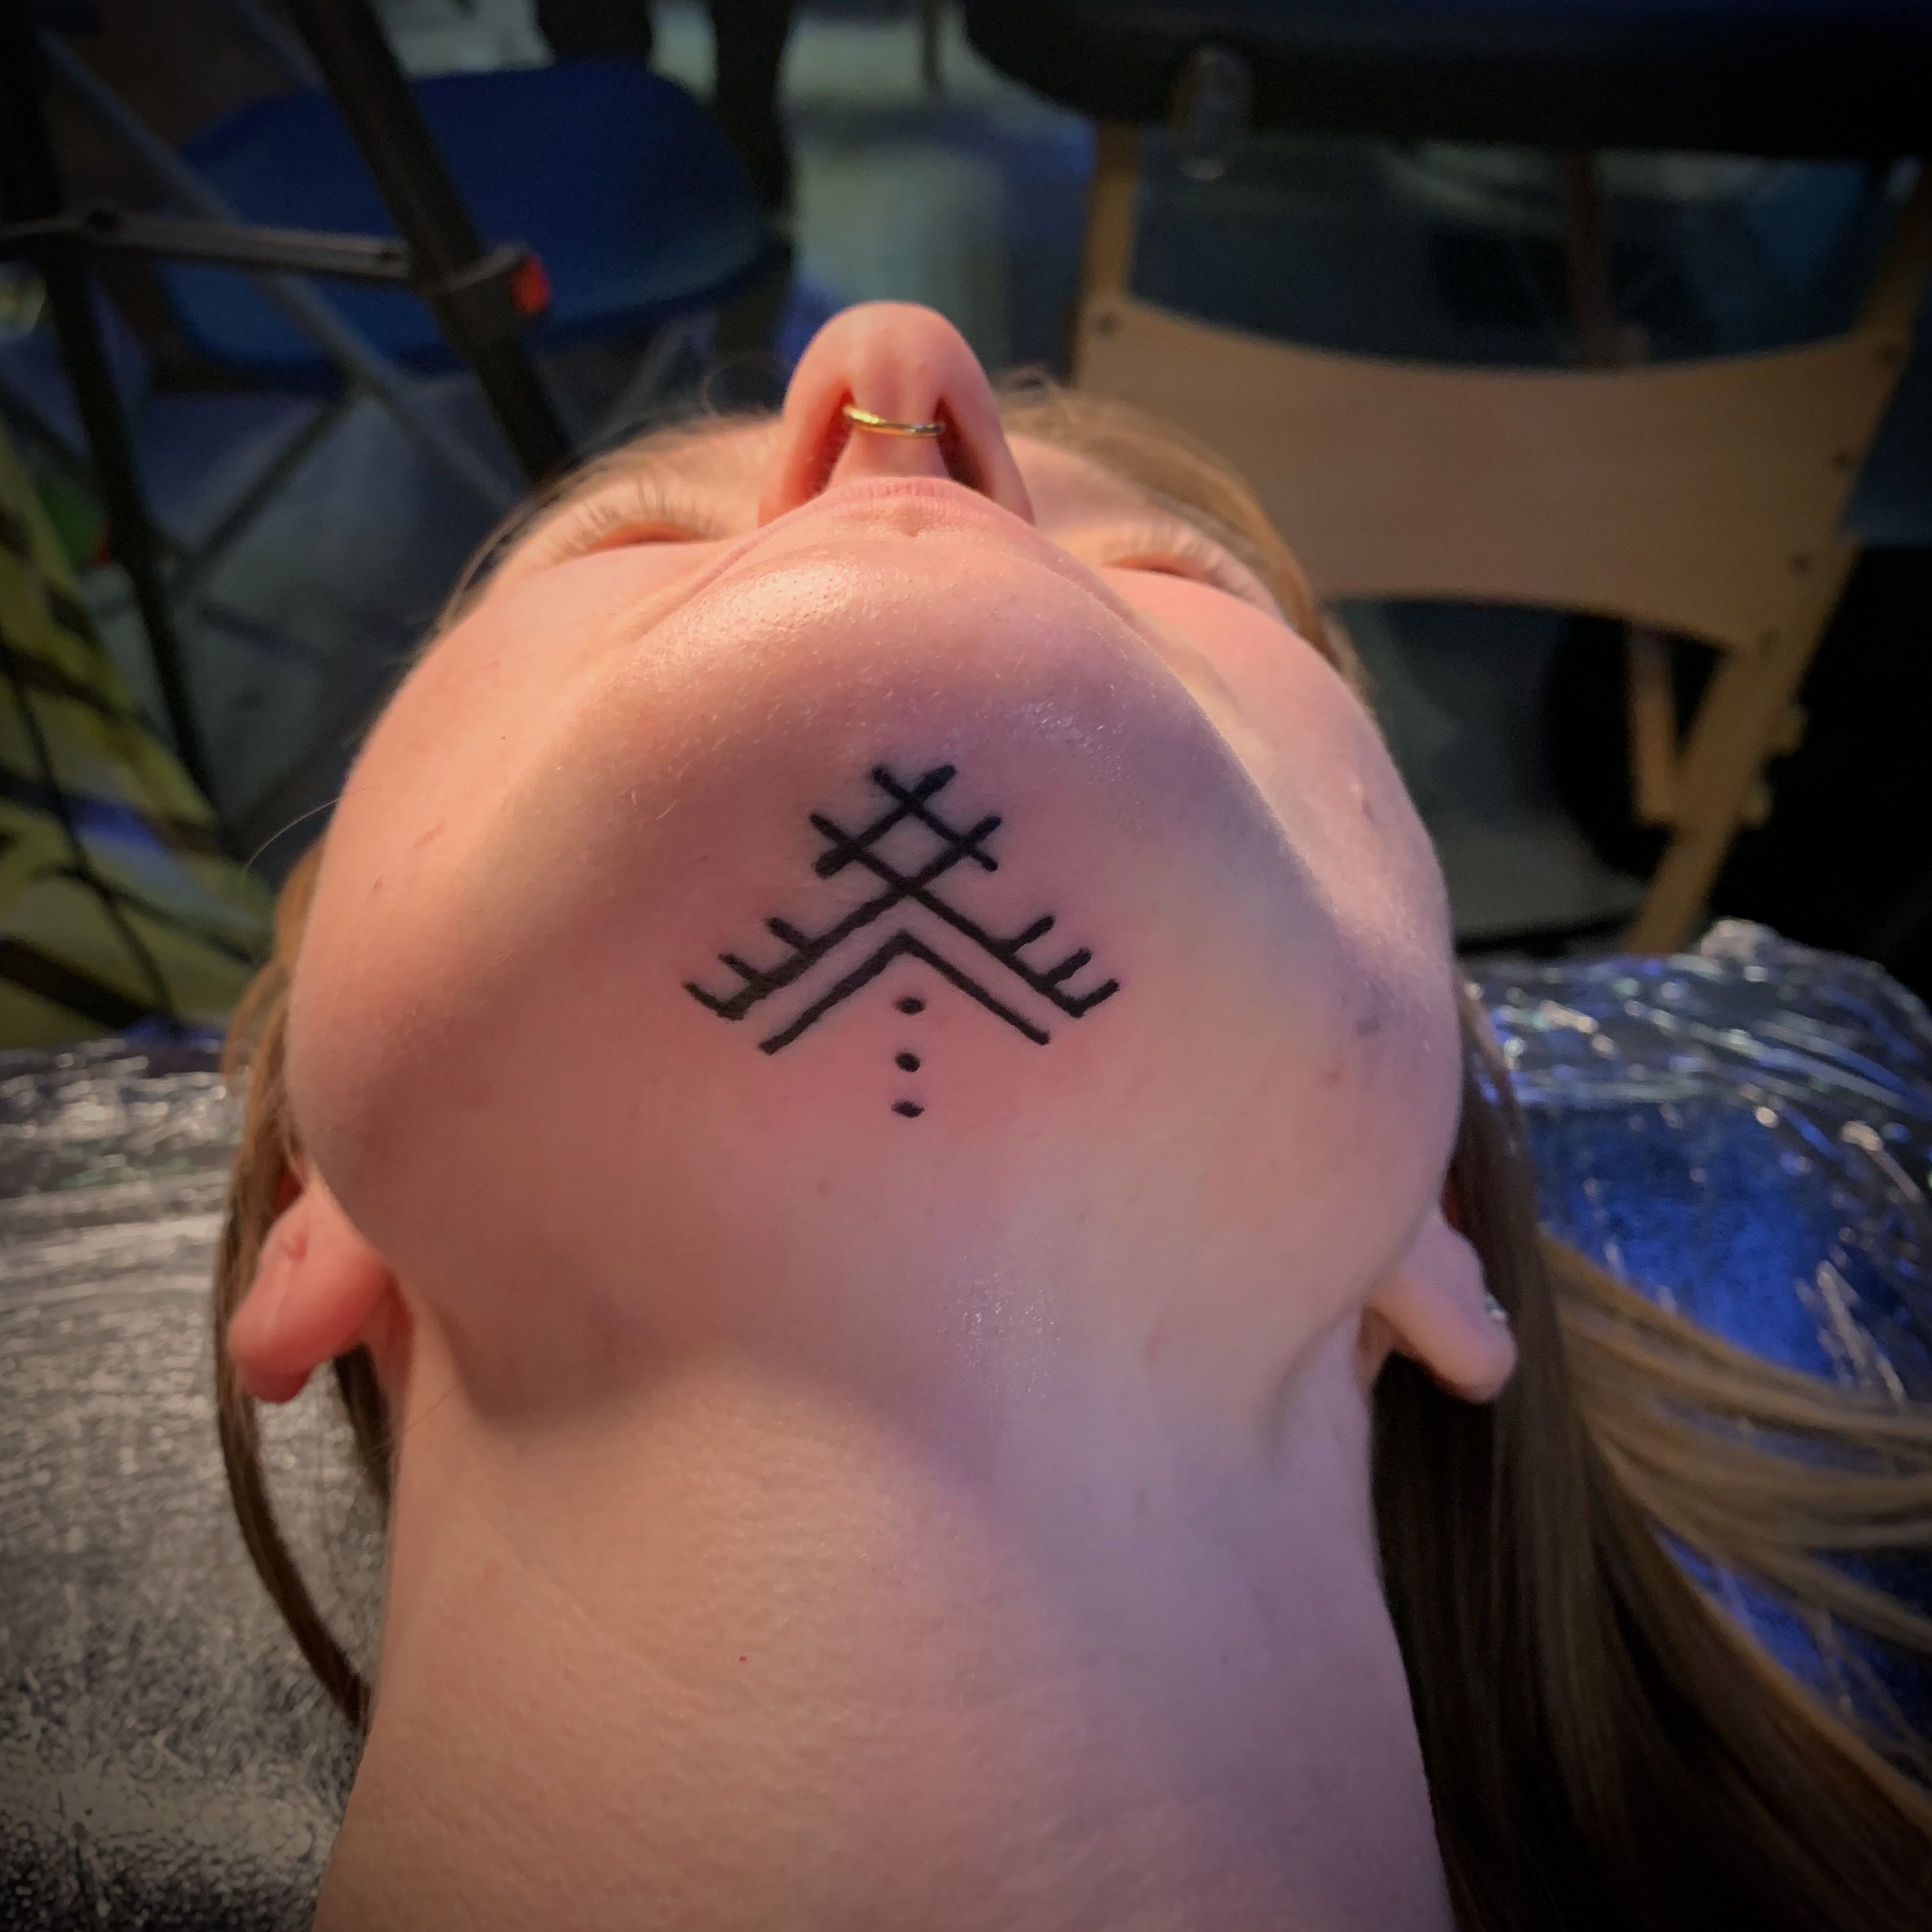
[{"xmin": 1075, "ymin": 162, "xmax": 1932, "ymax": 660}]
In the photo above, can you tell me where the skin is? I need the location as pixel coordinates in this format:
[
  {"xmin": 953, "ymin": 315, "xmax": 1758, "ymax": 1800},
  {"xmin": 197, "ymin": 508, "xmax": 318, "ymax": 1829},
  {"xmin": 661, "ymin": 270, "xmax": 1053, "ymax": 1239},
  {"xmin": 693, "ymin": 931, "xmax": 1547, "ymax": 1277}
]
[{"xmin": 228, "ymin": 303, "xmax": 1516, "ymax": 1931}]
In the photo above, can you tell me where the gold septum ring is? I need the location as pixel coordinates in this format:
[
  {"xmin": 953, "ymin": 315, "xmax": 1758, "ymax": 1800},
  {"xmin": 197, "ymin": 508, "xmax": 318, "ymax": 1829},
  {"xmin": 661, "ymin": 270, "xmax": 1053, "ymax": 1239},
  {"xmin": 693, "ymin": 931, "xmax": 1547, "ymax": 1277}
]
[{"xmin": 841, "ymin": 401, "xmax": 944, "ymax": 438}]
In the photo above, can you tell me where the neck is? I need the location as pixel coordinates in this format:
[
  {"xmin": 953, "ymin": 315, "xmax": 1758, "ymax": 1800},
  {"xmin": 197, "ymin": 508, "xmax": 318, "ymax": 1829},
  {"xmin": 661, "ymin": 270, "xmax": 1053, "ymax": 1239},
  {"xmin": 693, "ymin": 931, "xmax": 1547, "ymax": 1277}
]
[{"xmin": 319, "ymin": 1321, "xmax": 1452, "ymax": 1932}]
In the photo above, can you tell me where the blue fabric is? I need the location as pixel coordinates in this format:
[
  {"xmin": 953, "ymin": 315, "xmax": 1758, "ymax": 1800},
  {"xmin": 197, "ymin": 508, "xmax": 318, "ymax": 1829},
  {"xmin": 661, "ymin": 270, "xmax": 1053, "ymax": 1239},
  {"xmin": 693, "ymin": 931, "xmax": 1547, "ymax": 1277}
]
[
  {"xmin": 1478, "ymin": 928, "xmax": 1932, "ymax": 1400},
  {"xmin": 1476, "ymin": 922, "xmax": 1932, "ymax": 1754},
  {"xmin": 160, "ymin": 60, "xmax": 782, "ymax": 388}
]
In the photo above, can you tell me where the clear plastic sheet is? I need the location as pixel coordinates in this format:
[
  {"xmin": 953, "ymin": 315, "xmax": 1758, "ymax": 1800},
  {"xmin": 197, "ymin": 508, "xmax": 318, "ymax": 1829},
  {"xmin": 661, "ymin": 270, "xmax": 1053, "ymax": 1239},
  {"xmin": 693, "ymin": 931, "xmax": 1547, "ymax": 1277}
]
[
  {"xmin": 1474, "ymin": 919, "xmax": 1932, "ymax": 1759},
  {"xmin": 0, "ymin": 1030, "xmax": 369, "ymax": 1931},
  {"xmin": 1473, "ymin": 918, "xmax": 1932, "ymax": 1402},
  {"xmin": 1, "ymin": 920, "xmax": 1928, "ymax": 1928}
]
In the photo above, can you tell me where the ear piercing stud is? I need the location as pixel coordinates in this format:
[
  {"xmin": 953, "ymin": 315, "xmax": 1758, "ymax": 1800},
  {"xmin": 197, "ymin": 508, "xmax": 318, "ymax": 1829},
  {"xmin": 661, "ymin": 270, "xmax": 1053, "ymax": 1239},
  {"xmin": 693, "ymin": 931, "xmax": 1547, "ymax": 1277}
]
[{"xmin": 1482, "ymin": 1290, "xmax": 1512, "ymax": 1326}]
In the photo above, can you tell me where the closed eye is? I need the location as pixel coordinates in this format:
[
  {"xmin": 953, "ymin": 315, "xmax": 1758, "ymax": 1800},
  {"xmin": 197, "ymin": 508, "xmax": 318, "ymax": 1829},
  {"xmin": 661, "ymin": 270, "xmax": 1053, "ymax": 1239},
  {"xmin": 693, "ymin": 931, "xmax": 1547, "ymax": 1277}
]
[
  {"xmin": 540, "ymin": 475, "xmax": 728, "ymax": 553},
  {"xmin": 1089, "ymin": 519, "xmax": 1282, "ymax": 618}
]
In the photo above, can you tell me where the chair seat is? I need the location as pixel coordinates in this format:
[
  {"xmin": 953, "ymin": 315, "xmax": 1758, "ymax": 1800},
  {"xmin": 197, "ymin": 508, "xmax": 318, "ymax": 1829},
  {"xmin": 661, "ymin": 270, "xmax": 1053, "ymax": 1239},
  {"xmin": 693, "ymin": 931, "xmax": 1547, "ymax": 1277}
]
[
  {"xmin": 964, "ymin": 1, "xmax": 1932, "ymax": 158},
  {"xmin": 160, "ymin": 59, "xmax": 783, "ymax": 389}
]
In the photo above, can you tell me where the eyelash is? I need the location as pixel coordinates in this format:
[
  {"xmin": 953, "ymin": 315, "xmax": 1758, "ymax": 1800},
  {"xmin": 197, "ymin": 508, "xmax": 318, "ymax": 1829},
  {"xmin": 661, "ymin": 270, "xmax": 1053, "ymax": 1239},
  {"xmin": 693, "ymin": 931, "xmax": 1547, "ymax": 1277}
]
[
  {"xmin": 542, "ymin": 477, "xmax": 1268, "ymax": 610},
  {"xmin": 1092, "ymin": 519, "xmax": 1272, "ymax": 610},
  {"xmin": 549, "ymin": 473, "xmax": 730, "ymax": 551}
]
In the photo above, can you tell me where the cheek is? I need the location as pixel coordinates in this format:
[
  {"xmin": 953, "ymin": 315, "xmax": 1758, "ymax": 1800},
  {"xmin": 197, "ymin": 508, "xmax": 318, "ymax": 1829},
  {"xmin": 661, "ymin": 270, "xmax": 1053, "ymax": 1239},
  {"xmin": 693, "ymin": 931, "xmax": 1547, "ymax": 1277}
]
[
  {"xmin": 333, "ymin": 549, "xmax": 704, "ymax": 832},
  {"xmin": 1110, "ymin": 566, "xmax": 1408, "ymax": 779},
  {"xmin": 1107, "ymin": 569, "xmax": 1448, "ymax": 939},
  {"xmin": 314, "ymin": 541, "xmax": 740, "ymax": 923},
  {"xmin": 287, "ymin": 552, "xmax": 708, "ymax": 1190},
  {"xmin": 1105, "ymin": 569, "xmax": 1461, "ymax": 1206}
]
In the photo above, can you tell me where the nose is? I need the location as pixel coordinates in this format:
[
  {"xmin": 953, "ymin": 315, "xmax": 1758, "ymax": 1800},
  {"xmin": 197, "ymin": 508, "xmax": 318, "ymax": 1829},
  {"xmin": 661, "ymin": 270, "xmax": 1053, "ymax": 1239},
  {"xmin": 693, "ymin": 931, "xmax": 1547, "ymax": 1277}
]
[{"xmin": 757, "ymin": 302, "xmax": 1034, "ymax": 525}]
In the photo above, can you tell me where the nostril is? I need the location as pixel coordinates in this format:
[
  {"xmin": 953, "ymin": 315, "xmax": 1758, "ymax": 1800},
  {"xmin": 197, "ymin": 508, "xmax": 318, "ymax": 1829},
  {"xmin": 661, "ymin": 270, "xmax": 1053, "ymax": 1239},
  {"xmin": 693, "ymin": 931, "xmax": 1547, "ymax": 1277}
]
[
  {"xmin": 805, "ymin": 392, "xmax": 983, "ymax": 500},
  {"xmin": 762, "ymin": 313, "xmax": 1036, "ymax": 527},
  {"xmin": 806, "ymin": 399, "xmax": 857, "ymax": 496},
  {"xmin": 832, "ymin": 395, "xmax": 984, "ymax": 492},
  {"xmin": 934, "ymin": 407, "xmax": 985, "ymax": 493}
]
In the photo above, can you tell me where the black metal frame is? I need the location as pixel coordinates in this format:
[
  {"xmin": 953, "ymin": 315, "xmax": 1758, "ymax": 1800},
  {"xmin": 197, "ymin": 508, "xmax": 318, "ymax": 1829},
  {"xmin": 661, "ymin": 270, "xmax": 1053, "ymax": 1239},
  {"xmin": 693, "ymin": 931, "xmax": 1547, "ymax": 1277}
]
[
  {"xmin": 0, "ymin": 0, "xmax": 220, "ymax": 817},
  {"xmin": 3, "ymin": 201, "xmax": 509, "ymax": 293},
  {"xmin": 283, "ymin": 0, "xmax": 572, "ymax": 484}
]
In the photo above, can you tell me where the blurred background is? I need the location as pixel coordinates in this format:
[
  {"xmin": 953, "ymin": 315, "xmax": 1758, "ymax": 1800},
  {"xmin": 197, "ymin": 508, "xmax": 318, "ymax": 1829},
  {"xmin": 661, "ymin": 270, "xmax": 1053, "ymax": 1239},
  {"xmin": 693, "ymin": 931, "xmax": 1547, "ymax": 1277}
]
[
  {"xmin": 3, "ymin": 0, "xmax": 1929, "ymax": 1045},
  {"xmin": 5, "ymin": 18, "xmax": 1932, "ymax": 1926}
]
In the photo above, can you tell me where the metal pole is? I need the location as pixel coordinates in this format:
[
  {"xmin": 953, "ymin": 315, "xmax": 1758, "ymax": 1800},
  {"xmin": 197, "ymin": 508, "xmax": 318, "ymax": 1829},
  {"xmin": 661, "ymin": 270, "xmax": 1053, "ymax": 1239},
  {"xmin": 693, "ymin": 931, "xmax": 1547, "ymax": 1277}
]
[
  {"xmin": 1558, "ymin": 151, "xmax": 1621, "ymax": 368},
  {"xmin": 0, "ymin": 1, "xmax": 228, "ymax": 835},
  {"xmin": 212, "ymin": 0, "xmax": 325, "ymax": 88},
  {"xmin": 284, "ymin": 0, "xmax": 574, "ymax": 487},
  {"xmin": 39, "ymin": 31, "xmax": 520, "ymax": 515}
]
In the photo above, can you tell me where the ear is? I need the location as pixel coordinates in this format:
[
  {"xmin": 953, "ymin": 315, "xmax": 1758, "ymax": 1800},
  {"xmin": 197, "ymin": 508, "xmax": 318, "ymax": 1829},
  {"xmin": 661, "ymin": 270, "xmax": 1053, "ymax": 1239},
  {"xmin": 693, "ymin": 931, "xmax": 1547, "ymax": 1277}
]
[
  {"xmin": 226, "ymin": 1160, "xmax": 401, "ymax": 1405},
  {"xmin": 1357, "ymin": 1200, "xmax": 1517, "ymax": 1403}
]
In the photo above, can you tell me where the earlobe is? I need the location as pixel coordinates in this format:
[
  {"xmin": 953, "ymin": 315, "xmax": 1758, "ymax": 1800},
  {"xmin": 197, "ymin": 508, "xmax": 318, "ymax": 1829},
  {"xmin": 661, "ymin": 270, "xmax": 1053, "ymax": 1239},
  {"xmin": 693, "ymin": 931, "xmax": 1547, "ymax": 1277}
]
[
  {"xmin": 1362, "ymin": 1202, "xmax": 1517, "ymax": 1404},
  {"xmin": 226, "ymin": 1167, "xmax": 399, "ymax": 1404}
]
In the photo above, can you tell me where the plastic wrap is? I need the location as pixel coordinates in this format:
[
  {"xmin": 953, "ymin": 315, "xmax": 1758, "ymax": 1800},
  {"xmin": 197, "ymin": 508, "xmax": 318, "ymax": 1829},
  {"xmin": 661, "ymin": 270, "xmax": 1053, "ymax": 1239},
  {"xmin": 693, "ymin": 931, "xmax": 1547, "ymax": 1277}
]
[
  {"xmin": 1477, "ymin": 919, "xmax": 1932, "ymax": 1400},
  {"xmin": 0, "ymin": 1032, "xmax": 367, "ymax": 1931}
]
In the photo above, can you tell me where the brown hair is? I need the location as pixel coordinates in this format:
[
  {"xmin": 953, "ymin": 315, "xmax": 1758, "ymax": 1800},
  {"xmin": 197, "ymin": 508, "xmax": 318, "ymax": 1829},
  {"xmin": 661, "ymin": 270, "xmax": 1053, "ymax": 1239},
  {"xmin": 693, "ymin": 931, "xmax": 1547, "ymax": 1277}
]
[{"xmin": 211, "ymin": 381, "xmax": 1932, "ymax": 1929}]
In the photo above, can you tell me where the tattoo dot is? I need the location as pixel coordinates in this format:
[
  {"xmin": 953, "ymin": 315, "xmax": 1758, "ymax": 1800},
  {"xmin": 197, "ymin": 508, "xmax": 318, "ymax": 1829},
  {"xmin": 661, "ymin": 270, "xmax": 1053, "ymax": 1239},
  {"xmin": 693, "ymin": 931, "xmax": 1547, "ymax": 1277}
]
[
  {"xmin": 896, "ymin": 1051, "xmax": 920, "ymax": 1072},
  {"xmin": 893, "ymin": 1100, "xmax": 924, "ymax": 1119},
  {"xmin": 896, "ymin": 995, "xmax": 924, "ymax": 1015}
]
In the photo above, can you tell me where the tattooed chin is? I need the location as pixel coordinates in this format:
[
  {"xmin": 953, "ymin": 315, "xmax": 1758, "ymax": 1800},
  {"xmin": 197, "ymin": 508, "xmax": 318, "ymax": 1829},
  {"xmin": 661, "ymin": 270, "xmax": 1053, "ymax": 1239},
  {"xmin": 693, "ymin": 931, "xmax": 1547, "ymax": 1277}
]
[{"xmin": 684, "ymin": 760, "xmax": 1123, "ymax": 1128}]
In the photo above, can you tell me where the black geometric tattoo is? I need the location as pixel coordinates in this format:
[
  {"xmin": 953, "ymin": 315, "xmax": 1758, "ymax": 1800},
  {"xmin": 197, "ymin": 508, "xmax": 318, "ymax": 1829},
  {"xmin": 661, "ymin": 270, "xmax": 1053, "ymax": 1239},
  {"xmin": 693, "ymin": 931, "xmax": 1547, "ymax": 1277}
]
[{"xmin": 683, "ymin": 763, "xmax": 1120, "ymax": 1057}]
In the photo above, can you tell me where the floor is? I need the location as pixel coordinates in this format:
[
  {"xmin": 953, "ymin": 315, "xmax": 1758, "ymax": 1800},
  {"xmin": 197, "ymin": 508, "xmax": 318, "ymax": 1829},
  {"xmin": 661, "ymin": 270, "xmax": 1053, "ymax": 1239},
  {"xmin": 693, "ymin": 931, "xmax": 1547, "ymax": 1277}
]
[{"xmin": 30, "ymin": 0, "xmax": 1932, "ymax": 949}]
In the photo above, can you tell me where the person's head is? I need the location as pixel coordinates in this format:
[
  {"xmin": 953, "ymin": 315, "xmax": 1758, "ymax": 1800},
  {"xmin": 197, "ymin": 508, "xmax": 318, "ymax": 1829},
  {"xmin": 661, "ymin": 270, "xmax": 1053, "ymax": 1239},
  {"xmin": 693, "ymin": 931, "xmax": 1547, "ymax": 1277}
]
[
  {"xmin": 212, "ymin": 303, "xmax": 1932, "ymax": 1929},
  {"xmin": 232, "ymin": 300, "xmax": 1507, "ymax": 1443}
]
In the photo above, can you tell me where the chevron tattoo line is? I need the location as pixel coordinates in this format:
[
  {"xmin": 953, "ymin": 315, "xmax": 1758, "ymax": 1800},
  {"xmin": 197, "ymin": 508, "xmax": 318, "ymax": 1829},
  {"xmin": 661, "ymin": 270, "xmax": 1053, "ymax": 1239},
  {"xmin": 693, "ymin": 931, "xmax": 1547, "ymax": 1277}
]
[
  {"xmin": 684, "ymin": 762, "xmax": 1121, "ymax": 1052},
  {"xmin": 756, "ymin": 930, "xmax": 1051, "ymax": 1053}
]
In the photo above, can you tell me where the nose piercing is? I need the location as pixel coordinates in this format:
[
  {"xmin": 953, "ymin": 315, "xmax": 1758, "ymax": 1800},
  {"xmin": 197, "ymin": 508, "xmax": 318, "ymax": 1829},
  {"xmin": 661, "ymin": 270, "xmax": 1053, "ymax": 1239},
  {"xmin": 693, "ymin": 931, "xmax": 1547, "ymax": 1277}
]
[{"xmin": 842, "ymin": 401, "xmax": 944, "ymax": 439}]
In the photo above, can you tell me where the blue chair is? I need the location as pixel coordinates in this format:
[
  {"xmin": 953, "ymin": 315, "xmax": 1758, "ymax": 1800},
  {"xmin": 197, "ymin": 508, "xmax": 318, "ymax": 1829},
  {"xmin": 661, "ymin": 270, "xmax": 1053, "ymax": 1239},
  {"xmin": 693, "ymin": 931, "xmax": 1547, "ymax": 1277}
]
[
  {"xmin": 160, "ymin": 57, "xmax": 785, "ymax": 394},
  {"xmin": 6, "ymin": 32, "xmax": 784, "ymax": 862},
  {"xmin": 33, "ymin": 36, "xmax": 786, "ymax": 547}
]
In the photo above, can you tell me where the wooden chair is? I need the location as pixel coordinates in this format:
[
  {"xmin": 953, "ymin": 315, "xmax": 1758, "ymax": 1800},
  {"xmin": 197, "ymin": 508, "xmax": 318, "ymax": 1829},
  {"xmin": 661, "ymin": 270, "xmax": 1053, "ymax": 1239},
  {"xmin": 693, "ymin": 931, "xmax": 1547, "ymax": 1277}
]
[{"xmin": 963, "ymin": 3, "xmax": 1932, "ymax": 953}]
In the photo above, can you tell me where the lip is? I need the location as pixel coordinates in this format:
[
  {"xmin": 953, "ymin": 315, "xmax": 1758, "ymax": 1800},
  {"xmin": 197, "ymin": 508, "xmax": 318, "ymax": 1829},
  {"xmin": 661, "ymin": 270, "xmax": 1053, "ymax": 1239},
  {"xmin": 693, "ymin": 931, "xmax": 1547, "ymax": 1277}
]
[
  {"xmin": 776, "ymin": 473, "xmax": 1036, "ymax": 542},
  {"xmin": 703, "ymin": 473, "xmax": 1160, "ymax": 638},
  {"xmin": 588, "ymin": 473, "xmax": 1039, "ymax": 632}
]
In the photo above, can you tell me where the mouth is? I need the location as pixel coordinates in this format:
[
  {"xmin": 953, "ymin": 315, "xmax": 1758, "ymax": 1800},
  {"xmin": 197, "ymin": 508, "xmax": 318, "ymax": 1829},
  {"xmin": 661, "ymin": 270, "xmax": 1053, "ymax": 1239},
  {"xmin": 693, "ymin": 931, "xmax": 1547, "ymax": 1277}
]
[
  {"xmin": 789, "ymin": 472, "xmax": 1031, "ymax": 537},
  {"xmin": 732, "ymin": 473, "xmax": 1149, "ymax": 619},
  {"xmin": 707, "ymin": 471, "xmax": 1061, "ymax": 595}
]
